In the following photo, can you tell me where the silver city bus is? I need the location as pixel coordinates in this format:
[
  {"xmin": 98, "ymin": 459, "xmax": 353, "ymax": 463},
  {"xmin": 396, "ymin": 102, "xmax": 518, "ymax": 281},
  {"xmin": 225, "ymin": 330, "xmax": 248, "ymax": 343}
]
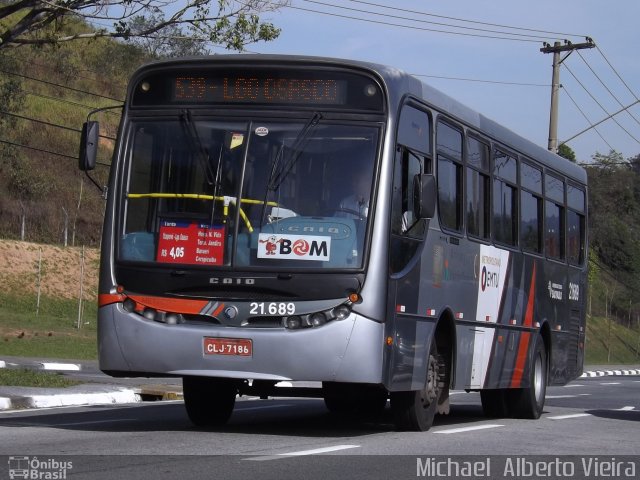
[{"xmin": 80, "ymin": 55, "xmax": 587, "ymax": 431}]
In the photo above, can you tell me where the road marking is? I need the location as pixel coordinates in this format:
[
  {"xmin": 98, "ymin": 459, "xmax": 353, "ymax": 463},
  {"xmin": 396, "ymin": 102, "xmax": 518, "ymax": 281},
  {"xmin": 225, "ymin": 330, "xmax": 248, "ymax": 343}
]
[
  {"xmin": 616, "ymin": 406, "xmax": 636, "ymax": 411},
  {"xmin": 563, "ymin": 384, "xmax": 585, "ymax": 388},
  {"xmin": 236, "ymin": 404, "xmax": 296, "ymax": 412},
  {"xmin": 245, "ymin": 444, "xmax": 360, "ymax": 461},
  {"xmin": 435, "ymin": 424, "xmax": 504, "ymax": 434},
  {"xmin": 547, "ymin": 413, "xmax": 592, "ymax": 420},
  {"xmin": 600, "ymin": 382, "xmax": 621, "ymax": 385},
  {"xmin": 546, "ymin": 394, "xmax": 591, "ymax": 399},
  {"xmin": 53, "ymin": 419, "xmax": 132, "ymax": 427}
]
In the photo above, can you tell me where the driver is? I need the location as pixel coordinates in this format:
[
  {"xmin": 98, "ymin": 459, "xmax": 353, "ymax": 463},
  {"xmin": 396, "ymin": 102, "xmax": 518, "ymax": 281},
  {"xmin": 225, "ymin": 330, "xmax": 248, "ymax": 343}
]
[{"xmin": 336, "ymin": 173, "xmax": 370, "ymax": 219}]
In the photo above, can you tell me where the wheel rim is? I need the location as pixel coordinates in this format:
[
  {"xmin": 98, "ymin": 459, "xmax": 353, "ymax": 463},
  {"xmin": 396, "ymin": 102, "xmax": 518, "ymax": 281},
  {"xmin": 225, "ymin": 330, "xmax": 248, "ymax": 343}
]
[
  {"xmin": 421, "ymin": 355, "xmax": 439, "ymax": 408},
  {"xmin": 533, "ymin": 353, "xmax": 544, "ymax": 404}
]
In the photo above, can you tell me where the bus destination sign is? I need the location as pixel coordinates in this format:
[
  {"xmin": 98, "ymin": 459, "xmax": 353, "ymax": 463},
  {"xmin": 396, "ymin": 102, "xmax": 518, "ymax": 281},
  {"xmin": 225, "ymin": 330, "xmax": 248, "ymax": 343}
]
[
  {"xmin": 172, "ymin": 75, "xmax": 347, "ymax": 105},
  {"xmin": 156, "ymin": 220, "xmax": 225, "ymax": 266}
]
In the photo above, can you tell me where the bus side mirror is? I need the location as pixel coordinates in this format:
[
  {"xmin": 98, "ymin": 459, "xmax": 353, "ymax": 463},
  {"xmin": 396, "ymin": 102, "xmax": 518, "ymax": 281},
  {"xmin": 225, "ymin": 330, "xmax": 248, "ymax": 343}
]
[
  {"xmin": 79, "ymin": 121, "xmax": 99, "ymax": 171},
  {"xmin": 413, "ymin": 173, "xmax": 436, "ymax": 220}
]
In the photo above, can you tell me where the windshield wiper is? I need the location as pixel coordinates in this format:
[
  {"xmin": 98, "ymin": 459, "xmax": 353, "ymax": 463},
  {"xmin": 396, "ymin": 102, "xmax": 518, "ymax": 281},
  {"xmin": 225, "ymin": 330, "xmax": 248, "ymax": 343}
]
[
  {"xmin": 180, "ymin": 109, "xmax": 216, "ymax": 186},
  {"xmin": 259, "ymin": 112, "xmax": 322, "ymax": 225},
  {"xmin": 268, "ymin": 112, "xmax": 322, "ymax": 191}
]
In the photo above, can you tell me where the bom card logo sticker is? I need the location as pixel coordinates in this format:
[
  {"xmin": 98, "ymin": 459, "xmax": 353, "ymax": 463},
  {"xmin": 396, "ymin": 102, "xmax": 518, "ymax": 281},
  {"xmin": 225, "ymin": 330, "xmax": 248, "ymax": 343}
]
[{"xmin": 257, "ymin": 234, "xmax": 331, "ymax": 261}]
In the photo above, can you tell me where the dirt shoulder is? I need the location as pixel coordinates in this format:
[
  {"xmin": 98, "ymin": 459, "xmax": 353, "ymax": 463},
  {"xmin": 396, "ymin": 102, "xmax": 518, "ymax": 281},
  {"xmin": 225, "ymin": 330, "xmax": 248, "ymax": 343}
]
[{"xmin": 0, "ymin": 240, "xmax": 99, "ymax": 301}]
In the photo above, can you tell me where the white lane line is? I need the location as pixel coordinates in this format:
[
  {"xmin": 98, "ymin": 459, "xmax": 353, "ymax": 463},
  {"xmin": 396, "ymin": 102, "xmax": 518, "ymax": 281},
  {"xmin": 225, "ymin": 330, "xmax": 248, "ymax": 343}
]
[
  {"xmin": 245, "ymin": 445, "xmax": 360, "ymax": 461},
  {"xmin": 435, "ymin": 424, "xmax": 504, "ymax": 434},
  {"xmin": 600, "ymin": 382, "xmax": 621, "ymax": 385},
  {"xmin": 547, "ymin": 413, "xmax": 592, "ymax": 420},
  {"xmin": 53, "ymin": 419, "xmax": 132, "ymax": 427},
  {"xmin": 616, "ymin": 406, "xmax": 636, "ymax": 411},
  {"xmin": 236, "ymin": 404, "xmax": 295, "ymax": 412},
  {"xmin": 546, "ymin": 394, "xmax": 592, "ymax": 399},
  {"xmin": 563, "ymin": 384, "xmax": 586, "ymax": 388}
]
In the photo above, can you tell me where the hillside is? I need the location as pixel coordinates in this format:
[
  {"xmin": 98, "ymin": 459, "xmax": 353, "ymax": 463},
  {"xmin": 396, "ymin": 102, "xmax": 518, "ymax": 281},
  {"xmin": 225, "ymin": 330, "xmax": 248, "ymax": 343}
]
[{"xmin": 0, "ymin": 17, "xmax": 151, "ymax": 247}]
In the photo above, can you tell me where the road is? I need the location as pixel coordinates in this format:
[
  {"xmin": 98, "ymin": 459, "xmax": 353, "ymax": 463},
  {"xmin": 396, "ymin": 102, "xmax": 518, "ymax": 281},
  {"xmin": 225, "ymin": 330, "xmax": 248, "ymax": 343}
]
[{"xmin": 0, "ymin": 377, "xmax": 638, "ymax": 479}]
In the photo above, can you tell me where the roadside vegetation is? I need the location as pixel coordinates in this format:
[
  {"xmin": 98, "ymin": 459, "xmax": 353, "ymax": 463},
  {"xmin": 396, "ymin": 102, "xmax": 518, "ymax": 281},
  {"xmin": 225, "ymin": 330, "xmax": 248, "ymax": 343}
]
[
  {"xmin": 0, "ymin": 368, "xmax": 81, "ymax": 388},
  {"xmin": 0, "ymin": 15, "xmax": 639, "ymax": 366}
]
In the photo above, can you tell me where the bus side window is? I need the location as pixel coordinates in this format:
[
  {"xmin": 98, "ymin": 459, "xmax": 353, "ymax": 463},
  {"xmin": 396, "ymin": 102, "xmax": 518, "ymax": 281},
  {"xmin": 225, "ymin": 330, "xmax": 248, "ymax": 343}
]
[
  {"xmin": 390, "ymin": 104, "xmax": 430, "ymax": 274},
  {"xmin": 391, "ymin": 104, "xmax": 431, "ymax": 238}
]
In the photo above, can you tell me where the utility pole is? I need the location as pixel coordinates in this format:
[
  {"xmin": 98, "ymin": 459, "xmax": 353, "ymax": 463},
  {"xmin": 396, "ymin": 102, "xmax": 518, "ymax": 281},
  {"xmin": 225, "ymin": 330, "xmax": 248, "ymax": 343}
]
[{"xmin": 541, "ymin": 38, "xmax": 596, "ymax": 153}]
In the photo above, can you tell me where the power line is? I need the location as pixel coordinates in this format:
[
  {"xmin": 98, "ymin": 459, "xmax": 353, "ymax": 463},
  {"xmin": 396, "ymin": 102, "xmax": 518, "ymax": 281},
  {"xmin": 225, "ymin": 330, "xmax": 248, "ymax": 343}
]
[
  {"xmin": 561, "ymin": 87, "xmax": 615, "ymax": 152},
  {"xmin": 0, "ymin": 138, "xmax": 110, "ymax": 167},
  {"xmin": 563, "ymin": 63, "xmax": 640, "ymax": 145},
  {"xmin": 301, "ymin": 0, "xmax": 553, "ymax": 41},
  {"xmin": 597, "ymin": 46, "xmax": 640, "ymax": 102},
  {"xmin": 282, "ymin": 2, "xmax": 542, "ymax": 43},
  {"xmin": 412, "ymin": 74, "xmax": 549, "ymax": 87},
  {"xmin": 0, "ymin": 110, "xmax": 117, "ymax": 141},
  {"xmin": 24, "ymin": 90, "xmax": 122, "ymax": 116},
  {"xmin": 345, "ymin": 0, "xmax": 587, "ymax": 39},
  {"xmin": 0, "ymin": 68, "xmax": 124, "ymax": 102},
  {"xmin": 0, "ymin": 138, "xmax": 76, "ymax": 160},
  {"xmin": 576, "ymin": 50, "xmax": 640, "ymax": 129}
]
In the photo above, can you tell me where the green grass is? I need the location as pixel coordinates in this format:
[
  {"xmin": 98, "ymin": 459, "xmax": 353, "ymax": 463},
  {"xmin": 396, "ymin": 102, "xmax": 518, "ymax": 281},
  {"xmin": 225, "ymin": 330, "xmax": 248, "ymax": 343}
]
[
  {"xmin": 0, "ymin": 368, "xmax": 81, "ymax": 388},
  {"xmin": 0, "ymin": 293, "xmax": 98, "ymax": 360},
  {"xmin": 585, "ymin": 315, "xmax": 640, "ymax": 365}
]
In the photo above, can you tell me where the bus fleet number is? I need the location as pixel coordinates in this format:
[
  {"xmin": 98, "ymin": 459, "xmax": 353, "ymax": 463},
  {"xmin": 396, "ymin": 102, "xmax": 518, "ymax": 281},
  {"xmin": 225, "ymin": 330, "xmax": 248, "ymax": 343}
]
[{"xmin": 249, "ymin": 302, "xmax": 295, "ymax": 315}]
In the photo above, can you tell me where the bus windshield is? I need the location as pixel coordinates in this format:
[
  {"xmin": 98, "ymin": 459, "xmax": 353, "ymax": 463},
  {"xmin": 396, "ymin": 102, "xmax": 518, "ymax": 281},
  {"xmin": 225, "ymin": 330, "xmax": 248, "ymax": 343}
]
[{"xmin": 120, "ymin": 116, "xmax": 380, "ymax": 270}]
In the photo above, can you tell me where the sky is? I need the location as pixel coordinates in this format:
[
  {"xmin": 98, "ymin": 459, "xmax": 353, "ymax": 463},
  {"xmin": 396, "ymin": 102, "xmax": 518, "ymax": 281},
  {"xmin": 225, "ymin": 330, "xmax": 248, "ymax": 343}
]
[{"xmin": 224, "ymin": 0, "xmax": 640, "ymax": 163}]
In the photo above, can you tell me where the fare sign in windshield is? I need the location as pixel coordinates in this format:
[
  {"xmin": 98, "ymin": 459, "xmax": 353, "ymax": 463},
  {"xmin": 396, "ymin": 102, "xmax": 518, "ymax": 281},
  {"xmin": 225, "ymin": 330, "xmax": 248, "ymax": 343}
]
[{"xmin": 156, "ymin": 221, "xmax": 225, "ymax": 266}]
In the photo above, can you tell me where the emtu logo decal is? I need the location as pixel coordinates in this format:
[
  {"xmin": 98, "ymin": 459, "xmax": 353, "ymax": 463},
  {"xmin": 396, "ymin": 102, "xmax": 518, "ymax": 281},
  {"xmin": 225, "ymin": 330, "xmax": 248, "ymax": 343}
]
[{"xmin": 481, "ymin": 265, "xmax": 500, "ymax": 291}]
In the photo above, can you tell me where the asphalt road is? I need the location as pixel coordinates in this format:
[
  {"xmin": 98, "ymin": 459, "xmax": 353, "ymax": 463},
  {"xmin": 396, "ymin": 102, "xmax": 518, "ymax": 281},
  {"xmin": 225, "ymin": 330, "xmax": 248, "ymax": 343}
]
[{"xmin": 0, "ymin": 377, "xmax": 638, "ymax": 480}]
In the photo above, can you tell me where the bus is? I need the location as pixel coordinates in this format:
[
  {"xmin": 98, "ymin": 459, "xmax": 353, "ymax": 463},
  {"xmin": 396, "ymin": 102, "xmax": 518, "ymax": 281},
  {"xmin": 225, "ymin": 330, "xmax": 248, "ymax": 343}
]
[{"xmin": 79, "ymin": 55, "xmax": 587, "ymax": 431}]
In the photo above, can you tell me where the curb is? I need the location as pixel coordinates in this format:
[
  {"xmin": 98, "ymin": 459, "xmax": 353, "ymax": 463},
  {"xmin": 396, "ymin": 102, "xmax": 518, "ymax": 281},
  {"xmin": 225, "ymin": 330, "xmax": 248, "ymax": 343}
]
[
  {"xmin": 0, "ymin": 385, "xmax": 183, "ymax": 411},
  {"xmin": 580, "ymin": 369, "xmax": 640, "ymax": 378},
  {"xmin": 0, "ymin": 361, "xmax": 82, "ymax": 372},
  {"xmin": 7, "ymin": 389, "xmax": 140, "ymax": 409}
]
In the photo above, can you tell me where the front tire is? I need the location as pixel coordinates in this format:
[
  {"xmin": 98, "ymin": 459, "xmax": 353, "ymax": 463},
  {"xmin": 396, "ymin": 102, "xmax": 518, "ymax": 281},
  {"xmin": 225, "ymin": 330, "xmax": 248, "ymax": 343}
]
[
  {"xmin": 183, "ymin": 376, "xmax": 238, "ymax": 427},
  {"xmin": 391, "ymin": 341, "xmax": 444, "ymax": 431}
]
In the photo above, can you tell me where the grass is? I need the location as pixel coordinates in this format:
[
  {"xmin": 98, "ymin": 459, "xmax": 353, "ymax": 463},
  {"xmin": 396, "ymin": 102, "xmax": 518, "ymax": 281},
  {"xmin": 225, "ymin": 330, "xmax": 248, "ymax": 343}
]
[
  {"xmin": 585, "ymin": 315, "xmax": 640, "ymax": 365},
  {"xmin": 0, "ymin": 293, "xmax": 98, "ymax": 360},
  {"xmin": 0, "ymin": 368, "xmax": 81, "ymax": 388}
]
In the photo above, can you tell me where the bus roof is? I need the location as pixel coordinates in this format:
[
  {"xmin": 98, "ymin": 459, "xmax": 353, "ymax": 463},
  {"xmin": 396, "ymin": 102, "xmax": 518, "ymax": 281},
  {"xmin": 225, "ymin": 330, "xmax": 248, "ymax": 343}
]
[{"xmin": 130, "ymin": 54, "xmax": 587, "ymax": 185}]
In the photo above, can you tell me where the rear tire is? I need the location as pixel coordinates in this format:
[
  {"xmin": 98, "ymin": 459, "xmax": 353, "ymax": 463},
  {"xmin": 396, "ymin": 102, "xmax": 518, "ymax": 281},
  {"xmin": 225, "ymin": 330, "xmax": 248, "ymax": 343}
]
[
  {"xmin": 391, "ymin": 340, "xmax": 444, "ymax": 431},
  {"xmin": 183, "ymin": 376, "xmax": 238, "ymax": 427},
  {"xmin": 480, "ymin": 389, "xmax": 510, "ymax": 418},
  {"xmin": 511, "ymin": 336, "xmax": 547, "ymax": 419}
]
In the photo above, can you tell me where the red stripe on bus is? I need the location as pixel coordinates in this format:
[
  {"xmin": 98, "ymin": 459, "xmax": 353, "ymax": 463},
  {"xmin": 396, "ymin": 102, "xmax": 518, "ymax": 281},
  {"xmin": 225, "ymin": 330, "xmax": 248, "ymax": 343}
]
[
  {"xmin": 128, "ymin": 295, "xmax": 209, "ymax": 315},
  {"xmin": 212, "ymin": 303, "xmax": 226, "ymax": 317},
  {"xmin": 511, "ymin": 264, "xmax": 536, "ymax": 388},
  {"xmin": 98, "ymin": 294, "xmax": 124, "ymax": 307}
]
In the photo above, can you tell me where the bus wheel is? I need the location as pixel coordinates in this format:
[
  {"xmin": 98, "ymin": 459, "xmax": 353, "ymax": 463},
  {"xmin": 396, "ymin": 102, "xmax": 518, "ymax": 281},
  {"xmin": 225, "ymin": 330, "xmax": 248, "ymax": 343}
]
[
  {"xmin": 183, "ymin": 376, "xmax": 238, "ymax": 427},
  {"xmin": 391, "ymin": 341, "xmax": 444, "ymax": 431},
  {"xmin": 511, "ymin": 336, "xmax": 547, "ymax": 419},
  {"xmin": 480, "ymin": 389, "xmax": 510, "ymax": 418}
]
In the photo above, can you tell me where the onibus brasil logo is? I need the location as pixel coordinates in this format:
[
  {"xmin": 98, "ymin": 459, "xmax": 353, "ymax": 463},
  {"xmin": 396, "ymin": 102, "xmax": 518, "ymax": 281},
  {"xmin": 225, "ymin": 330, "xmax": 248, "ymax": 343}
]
[{"xmin": 8, "ymin": 456, "xmax": 72, "ymax": 480}]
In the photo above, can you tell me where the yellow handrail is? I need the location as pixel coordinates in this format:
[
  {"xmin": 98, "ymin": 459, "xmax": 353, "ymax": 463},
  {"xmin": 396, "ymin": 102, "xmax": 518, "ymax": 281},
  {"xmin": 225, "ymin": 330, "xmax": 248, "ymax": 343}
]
[{"xmin": 126, "ymin": 193, "xmax": 278, "ymax": 233}]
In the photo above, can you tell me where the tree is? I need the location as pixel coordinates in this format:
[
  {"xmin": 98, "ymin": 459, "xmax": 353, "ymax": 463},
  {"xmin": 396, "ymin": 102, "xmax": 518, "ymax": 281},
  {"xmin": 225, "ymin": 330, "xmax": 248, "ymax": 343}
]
[
  {"xmin": 557, "ymin": 143, "xmax": 576, "ymax": 162},
  {"xmin": 0, "ymin": 0, "xmax": 288, "ymax": 51}
]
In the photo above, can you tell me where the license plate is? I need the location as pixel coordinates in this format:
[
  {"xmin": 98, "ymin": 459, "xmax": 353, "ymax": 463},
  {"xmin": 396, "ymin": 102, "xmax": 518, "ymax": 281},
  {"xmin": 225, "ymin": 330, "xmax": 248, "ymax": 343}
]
[{"xmin": 204, "ymin": 337, "xmax": 252, "ymax": 357}]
